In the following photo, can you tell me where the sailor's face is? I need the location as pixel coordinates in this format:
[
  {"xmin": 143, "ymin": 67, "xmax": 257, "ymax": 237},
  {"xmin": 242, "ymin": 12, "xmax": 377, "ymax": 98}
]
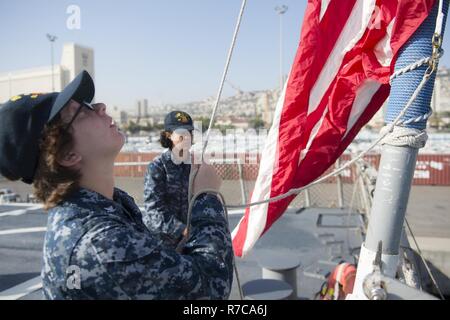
[
  {"xmin": 170, "ymin": 129, "xmax": 192, "ymax": 147},
  {"xmin": 60, "ymin": 100, "xmax": 125, "ymax": 161},
  {"xmin": 170, "ymin": 128, "xmax": 192, "ymax": 163}
]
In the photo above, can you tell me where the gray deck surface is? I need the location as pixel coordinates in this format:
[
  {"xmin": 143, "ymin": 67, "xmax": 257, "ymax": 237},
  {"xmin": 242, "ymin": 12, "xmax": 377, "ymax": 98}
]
[
  {"xmin": 0, "ymin": 177, "xmax": 449, "ymax": 299},
  {"xmin": 0, "ymin": 203, "xmax": 364, "ymax": 300}
]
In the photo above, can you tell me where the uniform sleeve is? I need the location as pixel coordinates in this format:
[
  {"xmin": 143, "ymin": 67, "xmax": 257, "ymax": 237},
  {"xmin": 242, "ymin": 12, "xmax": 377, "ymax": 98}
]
[
  {"xmin": 143, "ymin": 160, "xmax": 186, "ymax": 242},
  {"xmin": 78, "ymin": 193, "xmax": 233, "ymax": 300}
]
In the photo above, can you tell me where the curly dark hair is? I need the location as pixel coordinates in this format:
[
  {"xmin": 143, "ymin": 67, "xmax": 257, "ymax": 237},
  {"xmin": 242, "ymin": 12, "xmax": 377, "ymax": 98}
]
[
  {"xmin": 33, "ymin": 115, "xmax": 81, "ymax": 209},
  {"xmin": 159, "ymin": 130, "xmax": 195, "ymax": 150},
  {"xmin": 160, "ymin": 130, "xmax": 173, "ymax": 149}
]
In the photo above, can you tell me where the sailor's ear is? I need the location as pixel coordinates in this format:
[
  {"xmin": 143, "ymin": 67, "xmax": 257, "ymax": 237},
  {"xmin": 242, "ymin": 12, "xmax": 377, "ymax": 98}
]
[{"xmin": 57, "ymin": 151, "xmax": 82, "ymax": 168}]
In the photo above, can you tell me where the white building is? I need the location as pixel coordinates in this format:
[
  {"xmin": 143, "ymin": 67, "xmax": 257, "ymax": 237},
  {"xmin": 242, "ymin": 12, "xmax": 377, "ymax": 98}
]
[
  {"xmin": 109, "ymin": 105, "xmax": 130, "ymax": 126},
  {"xmin": 432, "ymin": 67, "xmax": 450, "ymax": 114},
  {"xmin": 0, "ymin": 43, "xmax": 94, "ymax": 103}
]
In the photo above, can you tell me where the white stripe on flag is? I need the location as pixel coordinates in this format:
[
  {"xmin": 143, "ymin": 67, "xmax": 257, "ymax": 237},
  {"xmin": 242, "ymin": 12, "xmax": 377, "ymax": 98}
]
[
  {"xmin": 231, "ymin": 81, "xmax": 288, "ymax": 256},
  {"xmin": 374, "ymin": 18, "xmax": 396, "ymax": 67},
  {"xmin": 299, "ymin": 106, "xmax": 329, "ymax": 166},
  {"xmin": 343, "ymin": 80, "xmax": 382, "ymax": 140},
  {"xmin": 319, "ymin": 0, "xmax": 331, "ymax": 22},
  {"xmin": 308, "ymin": 0, "xmax": 377, "ymax": 116}
]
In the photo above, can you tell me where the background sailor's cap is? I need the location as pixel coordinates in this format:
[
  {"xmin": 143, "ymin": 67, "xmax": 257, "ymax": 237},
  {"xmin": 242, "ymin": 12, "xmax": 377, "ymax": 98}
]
[{"xmin": 164, "ymin": 110, "xmax": 194, "ymax": 131}]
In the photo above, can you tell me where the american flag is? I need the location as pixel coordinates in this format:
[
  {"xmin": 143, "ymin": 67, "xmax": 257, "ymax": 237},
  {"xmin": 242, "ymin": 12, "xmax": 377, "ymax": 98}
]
[{"xmin": 232, "ymin": 0, "xmax": 436, "ymax": 257}]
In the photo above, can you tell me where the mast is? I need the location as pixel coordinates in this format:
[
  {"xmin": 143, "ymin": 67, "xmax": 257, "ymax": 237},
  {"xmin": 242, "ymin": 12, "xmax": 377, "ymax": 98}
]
[{"xmin": 350, "ymin": 0, "xmax": 449, "ymax": 299}]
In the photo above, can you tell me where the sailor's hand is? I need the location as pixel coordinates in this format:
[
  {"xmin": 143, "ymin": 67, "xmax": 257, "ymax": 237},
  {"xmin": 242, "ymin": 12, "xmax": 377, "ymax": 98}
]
[{"xmin": 192, "ymin": 162, "xmax": 222, "ymax": 195}]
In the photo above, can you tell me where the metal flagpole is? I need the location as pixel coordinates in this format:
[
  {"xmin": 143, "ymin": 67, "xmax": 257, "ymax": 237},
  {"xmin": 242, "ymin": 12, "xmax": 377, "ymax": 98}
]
[{"xmin": 350, "ymin": 0, "xmax": 449, "ymax": 300}]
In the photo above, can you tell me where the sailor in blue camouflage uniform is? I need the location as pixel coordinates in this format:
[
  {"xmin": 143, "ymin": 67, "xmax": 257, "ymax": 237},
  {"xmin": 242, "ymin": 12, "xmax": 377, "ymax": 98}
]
[
  {"xmin": 143, "ymin": 111, "xmax": 194, "ymax": 245},
  {"xmin": 0, "ymin": 71, "xmax": 233, "ymax": 300},
  {"xmin": 43, "ymin": 186, "xmax": 232, "ymax": 299}
]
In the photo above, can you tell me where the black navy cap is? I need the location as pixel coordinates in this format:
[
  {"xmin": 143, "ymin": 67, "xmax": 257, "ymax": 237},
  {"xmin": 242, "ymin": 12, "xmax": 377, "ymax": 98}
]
[
  {"xmin": 0, "ymin": 70, "xmax": 95, "ymax": 184},
  {"xmin": 164, "ymin": 111, "xmax": 194, "ymax": 131},
  {"xmin": 49, "ymin": 70, "xmax": 95, "ymax": 121}
]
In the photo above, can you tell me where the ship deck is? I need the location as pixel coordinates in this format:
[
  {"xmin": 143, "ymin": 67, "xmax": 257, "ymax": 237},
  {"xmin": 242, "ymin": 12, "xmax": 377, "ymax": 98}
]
[{"xmin": 0, "ymin": 203, "xmax": 365, "ymax": 300}]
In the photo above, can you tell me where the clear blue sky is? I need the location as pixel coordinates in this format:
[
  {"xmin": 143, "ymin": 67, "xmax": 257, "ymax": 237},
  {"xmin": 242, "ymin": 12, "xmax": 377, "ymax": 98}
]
[{"xmin": 1, "ymin": 0, "xmax": 449, "ymax": 111}]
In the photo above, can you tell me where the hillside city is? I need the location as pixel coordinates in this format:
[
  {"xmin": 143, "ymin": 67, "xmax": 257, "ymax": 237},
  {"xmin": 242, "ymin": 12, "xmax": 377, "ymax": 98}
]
[{"xmin": 110, "ymin": 67, "xmax": 450, "ymax": 136}]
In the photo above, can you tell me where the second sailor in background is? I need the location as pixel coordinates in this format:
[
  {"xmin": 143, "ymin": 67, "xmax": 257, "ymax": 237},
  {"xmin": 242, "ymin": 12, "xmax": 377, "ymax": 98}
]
[{"xmin": 143, "ymin": 111, "xmax": 194, "ymax": 245}]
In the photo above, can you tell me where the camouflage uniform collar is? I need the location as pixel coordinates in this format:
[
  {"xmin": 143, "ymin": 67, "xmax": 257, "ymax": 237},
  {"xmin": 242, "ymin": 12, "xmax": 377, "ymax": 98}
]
[
  {"xmin": 64, "ymin": 187, "xmax": 140, "ymax": 220},
  {"xmin": 165, "ymin": 149, "xmax": 192, "ymax": 165},
  {"xmin": 75, "ymin": 187, "xmax": 122, "ymax": 203}
]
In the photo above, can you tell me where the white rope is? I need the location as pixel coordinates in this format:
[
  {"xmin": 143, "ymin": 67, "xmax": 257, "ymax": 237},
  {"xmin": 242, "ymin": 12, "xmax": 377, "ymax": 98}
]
[
  {"xmin": 405, "ymin": 218, "xmax": 445, "ymax": 300},
  {"xmin": 389, "ymin": 51, "xmax": 443, "ymax": 126},
  {"xmin": 390, "ymin": 57, "xmax": 432, "ymax": 82},
  {"xmin": 188, "ymin": 0, "xmax": 247, "ymax": 203},
  {"xmin": 177, "ymin": 189, "xmax": 244, "ymax": 300},
  {"xmin": 182, "ymin": 0, "xmax": 248, "ymax": 300},
  {"xmin": 389, "ymin": 57, "xmax": 436, "ymax": 125},
  {"xmin": 380, "ymin": 126, "xmax": 428, "ymax": 148},
  {"xmin": 202, "ymin": 0, "xmax": 248, "ymax": 156}
]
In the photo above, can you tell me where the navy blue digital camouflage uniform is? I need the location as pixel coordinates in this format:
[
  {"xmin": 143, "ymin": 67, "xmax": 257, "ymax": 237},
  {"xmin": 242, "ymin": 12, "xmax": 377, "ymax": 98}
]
[
  {"xmin": 143, "ymin": 150, "xmax": 190, "ymax": 244},
  {"xmin": 42, "ymin": 187, "xmax": 233, "ymax": 300}
]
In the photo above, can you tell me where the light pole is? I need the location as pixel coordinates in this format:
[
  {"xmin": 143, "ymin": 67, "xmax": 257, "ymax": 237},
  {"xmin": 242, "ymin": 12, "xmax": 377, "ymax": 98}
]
[
  {"xmin": 46, "ymin": 34, "xmax": 57, "ymax": 91},
  {"xmin": 275, "ymin": 5, "xmax": 288, "ymax": 91},
  {"xmin": 8, "ymin": 72, "xmax": 12, "ymax": 97}
]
